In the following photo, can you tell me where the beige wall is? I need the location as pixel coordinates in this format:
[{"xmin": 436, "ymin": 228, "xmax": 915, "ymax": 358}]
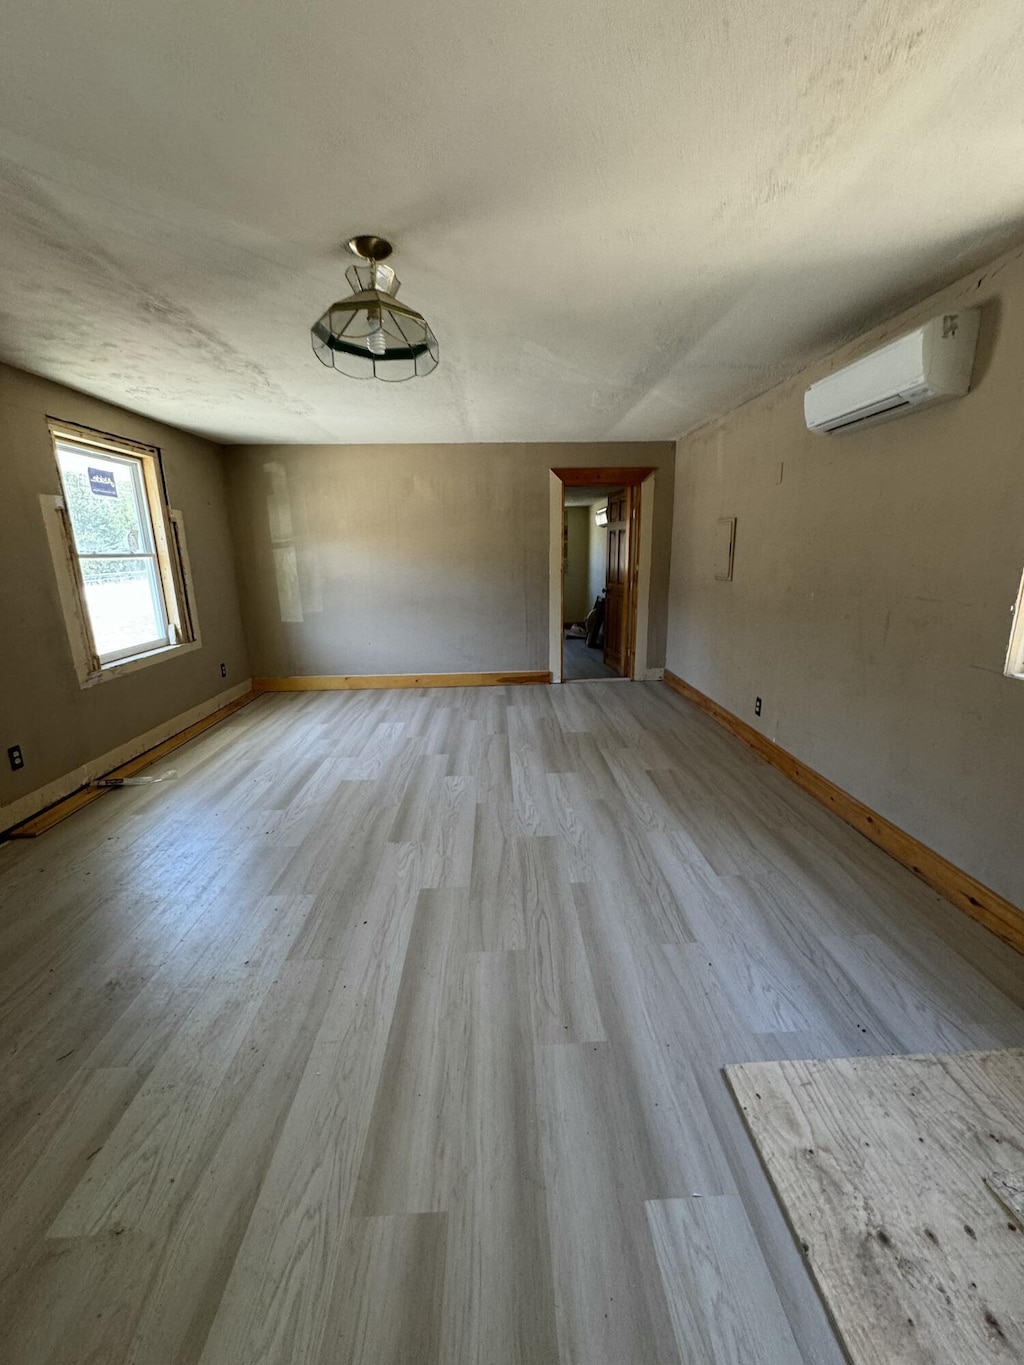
[
  {"xmin": 0, "ymin": 365, "xmax": 250, "ymax": 821},
  {"xmin": 563, "ymin": 507, "xmax": 591, "ymax": 623},
  {"xmin": 224, "ymin": 442, "xmax": 673, "ymax": 677},
  {"xmin": 587, "ymin": 501, "xmax": 606, "ymax": 608},
  {"xmin": 666, "ymin": 244, "xmax": 1024, "ymax": 907}
]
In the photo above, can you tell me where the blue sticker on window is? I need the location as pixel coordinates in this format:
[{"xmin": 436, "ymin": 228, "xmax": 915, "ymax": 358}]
[{"xmin": 88, "ymin": 467, "xmax": 118, "ymax": 497}]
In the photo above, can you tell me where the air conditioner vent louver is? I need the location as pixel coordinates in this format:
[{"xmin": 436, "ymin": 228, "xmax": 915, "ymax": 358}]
[
  {"xmin": 804, "ymin": 311, "xmax": 980, "ymax": 436},
  {"xmin": 822, "ymin": 398, "xmax": 912, "ymax": 434}
]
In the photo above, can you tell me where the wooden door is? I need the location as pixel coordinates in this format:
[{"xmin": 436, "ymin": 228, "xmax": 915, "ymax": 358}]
[{"xmin": 603, "ymin": 487, "xmax": 631, "ymax": 675}]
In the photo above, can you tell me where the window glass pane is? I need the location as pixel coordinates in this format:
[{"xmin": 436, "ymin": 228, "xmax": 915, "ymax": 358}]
[
  {"xmin": 56, "ymin": 445, "xmax": 151, "ymax": 555},
  {"xmin": 80, "ymin": 558, "xmax": 167, "ymax": 658}
]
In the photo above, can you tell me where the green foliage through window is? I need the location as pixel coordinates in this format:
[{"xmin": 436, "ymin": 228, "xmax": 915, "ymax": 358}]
[
  {"xmin": 62, "ymin": 469, "xmax": 144, "ymax": 556},
  {"xmin": 54, "ymin": 438, "xmax": 174, "ymax": 661}
]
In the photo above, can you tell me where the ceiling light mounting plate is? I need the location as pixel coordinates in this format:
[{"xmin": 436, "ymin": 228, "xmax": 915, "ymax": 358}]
[{"xmin": 347, "ymin": 234, "xmax": 393, "ymax": 263}]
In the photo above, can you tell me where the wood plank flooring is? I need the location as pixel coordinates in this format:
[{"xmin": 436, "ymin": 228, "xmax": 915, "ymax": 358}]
[
  {"xmin": 726, "ymin": 1049, "xmax": 1024, "ymax": 1364},
  {"xmin": 1, "ymin": 680, "xmax": 1023, "ymax": 1364}
]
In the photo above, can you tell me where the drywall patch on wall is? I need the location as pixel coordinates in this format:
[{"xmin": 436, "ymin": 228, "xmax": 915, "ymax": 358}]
[{"xmin": 665, "ymin": 246, "xmax": 1024, "ymax": 907}]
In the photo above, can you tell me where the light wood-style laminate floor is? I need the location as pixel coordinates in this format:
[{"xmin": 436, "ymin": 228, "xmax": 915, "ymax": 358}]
[{"xmin": 2, "ymin": 680, "xmax": 1023, "ymax": 1364}]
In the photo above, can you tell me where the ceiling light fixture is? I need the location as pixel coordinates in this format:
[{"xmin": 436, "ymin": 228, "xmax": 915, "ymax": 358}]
[{"xmin": 311, "ymin": 235, "xmax": 439, "ymax": 381}]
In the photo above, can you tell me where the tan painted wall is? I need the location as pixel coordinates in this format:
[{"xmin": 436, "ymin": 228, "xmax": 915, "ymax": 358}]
[
  {"xmin": 666, "ymin": 244, "xmax": 1024, "ymax": 908},
  {"xmin": 563, "ymin": 507, "xmax": 591, "ymax": 623},
  {"xmin": 587, "ymin": 501, "xmax": 606, "ymax": 608},
  {"xmin": 223, "ymin": 442, "xmax": 673, "ymax": 677},
  {"xmin": 0, "ymin": 365, "xmax": 250, "ymax": 817}
]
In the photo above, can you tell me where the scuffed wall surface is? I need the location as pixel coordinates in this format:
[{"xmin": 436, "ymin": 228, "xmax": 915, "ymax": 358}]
[
  {"xmin": 223, "ymin": 442, "xmax": 673, "ymax": 677},
  {"xmin": 0, "ymin": 365, "xmax": 249, "ymax": 814},
  {"xmin": 666, "ymin": 243, "xmax": 1024, "ymax": 907}
]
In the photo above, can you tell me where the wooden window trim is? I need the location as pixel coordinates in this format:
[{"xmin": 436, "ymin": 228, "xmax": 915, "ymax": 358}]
[{"xmin": 45, "ymin": 421, "xmax": 200, "ymax": 684}]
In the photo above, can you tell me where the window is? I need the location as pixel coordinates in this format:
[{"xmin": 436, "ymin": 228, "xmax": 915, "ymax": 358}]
[
  {"xmin": 1006, "ymin": 566, "xmax": 1024, "ymax": 680},
  {"xmin": 47, "ymin": 424, "xmax": 197, "ymax": 680}
]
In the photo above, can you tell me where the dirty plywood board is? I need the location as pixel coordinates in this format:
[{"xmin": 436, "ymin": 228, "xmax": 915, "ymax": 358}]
[
  {"xmin": 985, "ymin": 1171, "xmax": 1024, "ymax": 1230},
  {"xmin": 725, "ymin": 1049, "xmax": 1024, "ymax": 1364}
]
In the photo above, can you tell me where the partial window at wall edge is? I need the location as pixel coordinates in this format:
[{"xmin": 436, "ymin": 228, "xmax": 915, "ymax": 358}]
[{"xmin": 1005, "ymin": 565, "xmax": 1024, "ymax": 681}]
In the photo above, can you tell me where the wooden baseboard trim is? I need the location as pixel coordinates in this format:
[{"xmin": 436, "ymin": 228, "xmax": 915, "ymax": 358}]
[
  {"xmin": 662, "ymin": 669, "xmax": 1024, "ymax": 955},
  {"xmin": 253, "ymin": 672, "xmax": 552, "ymax": 692},
  {"xmin": 6, "ymin": 688, "xmax": 258, "ymax": 839}
]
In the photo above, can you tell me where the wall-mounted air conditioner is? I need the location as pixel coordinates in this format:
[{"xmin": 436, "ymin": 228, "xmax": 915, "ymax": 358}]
[{"xmin": 804, "ymin": 309, "xmax": 980, "ymax": 435}]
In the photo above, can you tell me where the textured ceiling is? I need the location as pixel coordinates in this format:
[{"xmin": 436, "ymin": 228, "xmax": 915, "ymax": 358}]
[{"xmin": 2, "ymin": 0, "xmax": 1024, "ymax": 445}]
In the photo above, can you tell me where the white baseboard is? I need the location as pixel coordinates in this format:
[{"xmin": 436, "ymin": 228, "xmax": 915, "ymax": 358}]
[
  {"xmin": 641, "ymin": 667, "xmax": 665, "ymax": 681},
  {"xmin": 0, "ymin": 680, "xmax": 252, "ymax": 835}
]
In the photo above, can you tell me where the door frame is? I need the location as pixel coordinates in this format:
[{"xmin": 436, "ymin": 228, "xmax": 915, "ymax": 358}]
[{"xmin": 548, "ymin": 466, "xmax": 656, "ymax": 683}]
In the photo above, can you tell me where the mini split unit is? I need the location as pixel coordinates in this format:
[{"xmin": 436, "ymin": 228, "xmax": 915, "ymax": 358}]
[{"xmin": 804, "ymin": 309, "xmax": 980, "ymax": 435}]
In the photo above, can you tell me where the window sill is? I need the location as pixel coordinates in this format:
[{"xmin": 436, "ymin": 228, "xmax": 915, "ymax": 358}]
[{"xmin": 83, "ymin": 640, "xmax": 201, "ymax": 688}]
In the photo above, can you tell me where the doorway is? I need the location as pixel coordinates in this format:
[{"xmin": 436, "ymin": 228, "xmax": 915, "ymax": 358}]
[
  {"xmin": 548, "ymin": 467, "xmax": 655, "ymax": 684},
  {"xmin": 561, "ymin": 485, "xmax": 624, "ymax": 681}
]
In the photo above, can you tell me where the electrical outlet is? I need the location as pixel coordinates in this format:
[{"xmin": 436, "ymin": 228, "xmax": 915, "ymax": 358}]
[
  {"xmin": 220, "ymin": 662, "xmax": 227, "ymax": 678},
  {"xmin": 8, "ymin": 744, "xmax": 24, "ymax": 772},
  {"xmin": 754, "ymin": 697, "xmax": 762, "ymax": 717}
]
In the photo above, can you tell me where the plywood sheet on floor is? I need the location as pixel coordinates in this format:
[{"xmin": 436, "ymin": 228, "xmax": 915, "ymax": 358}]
[
  {"xmin": 726, "ymin": 1048, "xmax": 1024, "ymax": 1365},
  {"xmin": 985, "ymin": 1170, "xmax": 1024, "ymax": 1231}
]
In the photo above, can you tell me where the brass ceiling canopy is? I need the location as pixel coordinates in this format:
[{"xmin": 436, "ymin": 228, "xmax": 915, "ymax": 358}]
[
  {"xmin": 347, "ymin": 234, "xmax": 392, "ymax": 262},
  {"xmin": 311, "ymin": 235, "xmax": 439, "ymax": 381}
]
